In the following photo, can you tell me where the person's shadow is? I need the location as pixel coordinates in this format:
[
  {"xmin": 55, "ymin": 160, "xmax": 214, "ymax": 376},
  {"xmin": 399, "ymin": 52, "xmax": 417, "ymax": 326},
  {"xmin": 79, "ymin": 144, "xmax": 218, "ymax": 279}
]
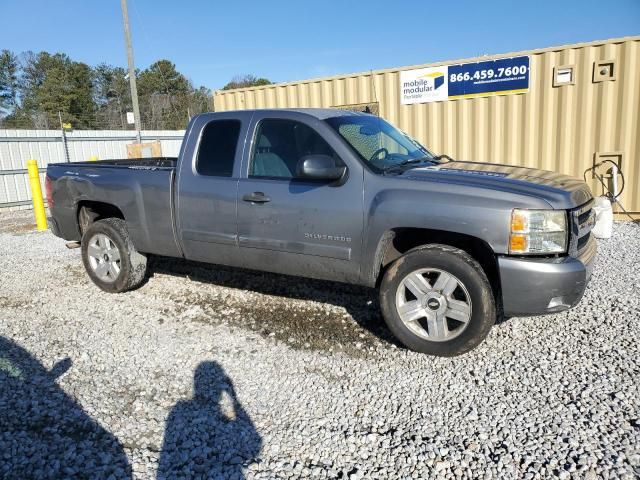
[
  {"xmin": 158, "ymin": 361, "xmax": 262, "ymax": 480},
  {"xmin": 0, "ymin": 336, "xmax": 132, "ymax": 479}
]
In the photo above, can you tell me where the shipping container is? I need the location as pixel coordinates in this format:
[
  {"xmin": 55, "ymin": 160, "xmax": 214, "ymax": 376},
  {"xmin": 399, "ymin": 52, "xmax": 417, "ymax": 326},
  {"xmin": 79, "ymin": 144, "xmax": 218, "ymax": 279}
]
[{"xmin": 214, "ymin": 36, "xmax": 640, "ymax": 217}]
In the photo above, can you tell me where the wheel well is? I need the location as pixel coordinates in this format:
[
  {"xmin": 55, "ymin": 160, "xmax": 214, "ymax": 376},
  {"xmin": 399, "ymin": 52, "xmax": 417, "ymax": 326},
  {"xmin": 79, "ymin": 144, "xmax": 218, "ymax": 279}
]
[
  {"xmin": 77, "ymin": 201, "xmax": 124, "ymax": 236},
  {"xmin": 376, "ymin": 228, "xmax": 500, "ymax": 296}
]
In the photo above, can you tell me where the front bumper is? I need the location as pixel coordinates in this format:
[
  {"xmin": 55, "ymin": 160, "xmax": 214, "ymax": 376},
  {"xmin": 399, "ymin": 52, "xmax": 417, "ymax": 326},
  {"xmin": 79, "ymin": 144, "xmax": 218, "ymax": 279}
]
[{"xmin": 499, "ymin": 236, "xmax": 597, "ymax": 317}]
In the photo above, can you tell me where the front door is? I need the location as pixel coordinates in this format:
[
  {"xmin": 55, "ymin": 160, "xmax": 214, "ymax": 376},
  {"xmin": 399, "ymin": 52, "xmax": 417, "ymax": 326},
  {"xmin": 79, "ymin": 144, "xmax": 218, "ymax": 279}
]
[{"xmin": 237, "ymin": 115, "xmax": 364, "ymax": 283}]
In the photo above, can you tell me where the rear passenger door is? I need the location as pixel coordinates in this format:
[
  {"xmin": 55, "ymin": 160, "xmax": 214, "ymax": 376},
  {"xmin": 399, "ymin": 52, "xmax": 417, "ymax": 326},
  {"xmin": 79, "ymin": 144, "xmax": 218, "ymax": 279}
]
[{"xmin": 175, "ymin": 112, "xmax": 251, "ymax": 265}]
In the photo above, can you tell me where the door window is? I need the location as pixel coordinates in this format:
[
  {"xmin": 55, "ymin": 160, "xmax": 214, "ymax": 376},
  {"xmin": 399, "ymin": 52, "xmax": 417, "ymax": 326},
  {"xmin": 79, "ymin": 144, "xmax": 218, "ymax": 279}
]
[
  {"xmin": 250, "ymin": 119, "xmax": 341, "ymax": 178},
  {"xmin": 196, "ymin": 120, "xmax": 241, "ymax": 177}
]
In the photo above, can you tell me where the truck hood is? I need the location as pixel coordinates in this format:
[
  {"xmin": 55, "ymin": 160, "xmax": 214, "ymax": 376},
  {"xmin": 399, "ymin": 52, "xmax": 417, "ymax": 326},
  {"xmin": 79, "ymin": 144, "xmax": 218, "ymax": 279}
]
[{"xmin": 401, "ymin": 160, "xmax": 593, "ymax": 209}]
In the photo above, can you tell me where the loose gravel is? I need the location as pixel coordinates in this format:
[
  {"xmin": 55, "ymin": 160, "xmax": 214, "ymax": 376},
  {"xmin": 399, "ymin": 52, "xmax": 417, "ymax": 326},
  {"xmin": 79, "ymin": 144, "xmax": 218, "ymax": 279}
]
[{"xmin": 0, "ymin": 210, "xmax": 638, "ymax": 479}]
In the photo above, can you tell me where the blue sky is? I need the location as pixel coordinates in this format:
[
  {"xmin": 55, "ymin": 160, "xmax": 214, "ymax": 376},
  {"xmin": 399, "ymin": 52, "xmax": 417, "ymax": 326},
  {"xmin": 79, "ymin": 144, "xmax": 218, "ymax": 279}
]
[{"xmin": 1, "ymin": 0, "xmax": 638, "ymax": 90}]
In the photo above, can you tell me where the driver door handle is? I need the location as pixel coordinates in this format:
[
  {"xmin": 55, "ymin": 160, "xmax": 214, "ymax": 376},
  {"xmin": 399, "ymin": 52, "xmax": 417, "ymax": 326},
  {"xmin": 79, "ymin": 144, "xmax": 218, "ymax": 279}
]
[{"xmin": 242, "ymin": 192, "xmax": 271, "ymax": 203}]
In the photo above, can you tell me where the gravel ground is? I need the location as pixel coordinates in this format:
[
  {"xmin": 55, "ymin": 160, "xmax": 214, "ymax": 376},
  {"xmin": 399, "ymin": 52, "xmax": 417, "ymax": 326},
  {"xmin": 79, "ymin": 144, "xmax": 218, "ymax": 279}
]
[{"xmin": 0, "ymin": 210, "xmax": 638, "ymax": 479}]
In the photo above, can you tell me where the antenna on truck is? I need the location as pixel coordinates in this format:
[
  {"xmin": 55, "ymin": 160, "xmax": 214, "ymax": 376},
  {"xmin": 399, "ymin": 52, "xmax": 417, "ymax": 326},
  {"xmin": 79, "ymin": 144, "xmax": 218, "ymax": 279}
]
[{"xmin": 370, "ymin": 70, "xmax": 380, "ymax": 117}]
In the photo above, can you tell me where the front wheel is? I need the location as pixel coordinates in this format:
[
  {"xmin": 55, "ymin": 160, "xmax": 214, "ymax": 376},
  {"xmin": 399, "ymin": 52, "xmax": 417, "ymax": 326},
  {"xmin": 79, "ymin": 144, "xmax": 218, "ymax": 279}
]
[
  {"xmin": 379, "ymin": 244, "xmax": 495, "ymax": 356},
  {"xmin": 81, "ymin": 218, "xmax": 147, "ymax": 293}
]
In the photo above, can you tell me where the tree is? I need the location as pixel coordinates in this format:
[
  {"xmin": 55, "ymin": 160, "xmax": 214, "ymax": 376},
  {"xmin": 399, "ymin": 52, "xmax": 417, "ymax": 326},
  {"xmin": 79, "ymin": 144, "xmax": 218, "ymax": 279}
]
[
  {"xmin": 188, "ymin": 86, "xmax": 212, "ymax": 115},
  {"xmin": 222, "ymin": 74, "xmax": 272, "ymax": 90},
  {"xmin": 18, "ymin": 52, "xmax": 96, "ymax": 129},
  {"xmin": 93, "ymin": 64, "xmax": 131, "ymax": 129},
  {"xmin": 138, "ymin": 60, "xmax": 191, "ymax": 97},
  {"xmin": 0, "ymin": 50, "xmax": 212, "ymax": 130},
  {"xmin": 137, "ymin": 60, "xmax": 210, "ymax": 129},
  {"xmin": 0, "ymin": 50, "xmax": 19, "ymax": 113},
  {"xmin": 39, "ymin": 61, "xmax": 95, "ymax": 128},
  {"xmin": 94, "ymin": 64, "xmax": 130, "ymax": 106}
]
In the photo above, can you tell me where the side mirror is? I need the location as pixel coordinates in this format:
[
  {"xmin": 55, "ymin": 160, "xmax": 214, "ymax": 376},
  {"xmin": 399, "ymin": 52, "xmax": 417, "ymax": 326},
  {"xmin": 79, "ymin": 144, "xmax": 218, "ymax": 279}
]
[{"xmin": 296, "ymin": 155, "xmax": 346, "ymax": 181}]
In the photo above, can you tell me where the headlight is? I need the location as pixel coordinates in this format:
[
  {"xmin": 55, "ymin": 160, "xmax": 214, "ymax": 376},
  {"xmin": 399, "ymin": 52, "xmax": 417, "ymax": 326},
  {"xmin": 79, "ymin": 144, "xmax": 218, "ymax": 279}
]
[{"xmin": 509, "ymin": 209, "xmax": 567, "ymax": 255}]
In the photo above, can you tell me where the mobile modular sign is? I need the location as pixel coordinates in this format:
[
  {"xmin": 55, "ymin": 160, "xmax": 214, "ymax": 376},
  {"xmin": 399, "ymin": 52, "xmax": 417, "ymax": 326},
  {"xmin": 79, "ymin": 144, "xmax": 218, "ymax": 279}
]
[{"xmin": 400, "ymin": 56, "xmax": 529, "ymax": 105}]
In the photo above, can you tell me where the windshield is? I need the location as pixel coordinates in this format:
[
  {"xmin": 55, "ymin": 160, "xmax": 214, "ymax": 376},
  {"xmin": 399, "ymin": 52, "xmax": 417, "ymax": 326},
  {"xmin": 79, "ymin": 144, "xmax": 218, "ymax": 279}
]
[{"xmin": 324, "ymin": 115, "xmax": 435, "ymax": 172}]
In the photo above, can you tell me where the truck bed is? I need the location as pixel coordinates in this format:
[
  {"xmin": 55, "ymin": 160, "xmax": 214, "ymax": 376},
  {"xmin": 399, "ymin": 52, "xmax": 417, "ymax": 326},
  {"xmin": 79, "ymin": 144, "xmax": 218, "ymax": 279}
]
[{"xmin": 47, "ymin": 157, "xmax": 181, "ymax": 258}]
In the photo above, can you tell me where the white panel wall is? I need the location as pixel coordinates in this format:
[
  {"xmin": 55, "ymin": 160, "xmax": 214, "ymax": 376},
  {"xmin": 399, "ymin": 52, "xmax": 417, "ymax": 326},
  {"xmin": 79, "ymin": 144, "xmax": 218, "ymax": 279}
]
[{"xmin": 0, "ymin": 130, "xmax": 184, "ymax": 208}]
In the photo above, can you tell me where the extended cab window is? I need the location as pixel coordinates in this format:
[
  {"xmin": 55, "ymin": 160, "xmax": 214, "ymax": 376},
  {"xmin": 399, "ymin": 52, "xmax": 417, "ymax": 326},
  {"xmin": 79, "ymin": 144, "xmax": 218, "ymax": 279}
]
[
  {"xmin": 250, "ymin": 119, "xmax": 341, "ymax": 178},
  {"xmin": 196, "ymin": 120, "xmax": 241, "ymax": 177}
]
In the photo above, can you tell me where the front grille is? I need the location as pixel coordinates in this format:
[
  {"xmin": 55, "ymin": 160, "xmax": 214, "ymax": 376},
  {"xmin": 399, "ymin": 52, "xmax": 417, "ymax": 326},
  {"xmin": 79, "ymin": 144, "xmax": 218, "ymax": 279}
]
[
  {"xmin": 569, "ymin": 200, "xmax": 595, "ymax": 257},
  {"xmin": 577, "ymin": 233, "xmax": 591, "ymax": 251},
  {"xmin": 577, "ymin": 209, "xmax": 592, "ymax": 227}
]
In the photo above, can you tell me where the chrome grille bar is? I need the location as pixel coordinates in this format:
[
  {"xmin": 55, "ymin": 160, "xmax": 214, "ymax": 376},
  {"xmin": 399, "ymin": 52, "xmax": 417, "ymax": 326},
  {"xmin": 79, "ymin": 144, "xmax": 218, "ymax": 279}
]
[{"xmin": 569, "ymin": 199, "xmax": 595, "ymax": 257}]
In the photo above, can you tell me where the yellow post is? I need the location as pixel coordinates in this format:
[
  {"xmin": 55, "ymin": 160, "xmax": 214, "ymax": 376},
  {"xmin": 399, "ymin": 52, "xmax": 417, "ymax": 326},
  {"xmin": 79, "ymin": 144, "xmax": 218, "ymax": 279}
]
[
  {"xmin": 27, "ymin": 159, "xmax": 48, "ymax": 231},
  {"xmin": 89, "ymin": 155, "xmax": 98, "ymax": 161}
]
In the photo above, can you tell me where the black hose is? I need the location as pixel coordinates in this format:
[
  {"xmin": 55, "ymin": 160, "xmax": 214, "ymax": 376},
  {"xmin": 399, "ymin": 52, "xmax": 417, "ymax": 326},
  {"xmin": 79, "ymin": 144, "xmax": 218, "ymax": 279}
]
[
  {"xmin": 583, "ymin": 160, "xmax": 625, "ymax": 200},
  {"xmin": 584, "ymin": 161, "xmax": 636, "ymax": 222}
]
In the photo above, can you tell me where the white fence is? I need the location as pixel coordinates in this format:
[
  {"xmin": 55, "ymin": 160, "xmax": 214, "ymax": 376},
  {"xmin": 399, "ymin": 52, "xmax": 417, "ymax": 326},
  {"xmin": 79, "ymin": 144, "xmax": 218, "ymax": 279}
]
[{"xmin": 0, "ymin": 129, "xmax": 184, "ymax": 209}]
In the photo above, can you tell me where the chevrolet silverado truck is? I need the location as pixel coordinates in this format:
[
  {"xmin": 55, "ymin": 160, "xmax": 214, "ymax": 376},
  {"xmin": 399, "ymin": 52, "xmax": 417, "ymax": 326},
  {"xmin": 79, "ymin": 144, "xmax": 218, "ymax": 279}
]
[{"xmin": 46, "ymin": 109, "xmax": 597, "ymax": 356}]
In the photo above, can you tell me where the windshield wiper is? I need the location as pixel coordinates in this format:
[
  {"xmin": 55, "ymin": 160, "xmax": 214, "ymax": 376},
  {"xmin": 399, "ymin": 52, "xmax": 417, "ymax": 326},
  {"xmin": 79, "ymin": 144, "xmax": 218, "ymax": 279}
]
[
  {"xmin": 382, "ymin": 157, "xmax": 433, "ymax": 175},
  {"xmin": 432, "ymin": 154, "xmax": 455, "ymax": 164}
]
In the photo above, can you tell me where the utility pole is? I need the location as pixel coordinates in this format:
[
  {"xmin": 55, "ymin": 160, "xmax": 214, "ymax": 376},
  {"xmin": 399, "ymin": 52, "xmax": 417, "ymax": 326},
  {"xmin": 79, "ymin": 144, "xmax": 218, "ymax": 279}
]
[
  {"xmin": 120, "ymin": 0, "xmax": 142, "ymax": 143},
  {"xmin": 58, "ymin": 111, "xmax": 70, "ymax": 162}
]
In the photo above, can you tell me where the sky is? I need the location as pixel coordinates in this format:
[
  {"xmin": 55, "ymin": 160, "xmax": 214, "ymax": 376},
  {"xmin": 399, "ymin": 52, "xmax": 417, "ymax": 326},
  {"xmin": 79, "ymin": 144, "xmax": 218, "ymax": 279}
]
[{"xmin": 1, "ymin": 0, "xmax": 639, "ymax": 91}]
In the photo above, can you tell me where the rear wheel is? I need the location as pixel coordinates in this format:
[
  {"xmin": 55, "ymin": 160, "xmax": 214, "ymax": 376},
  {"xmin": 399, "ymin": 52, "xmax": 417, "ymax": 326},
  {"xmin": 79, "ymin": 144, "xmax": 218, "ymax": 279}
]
[
  {"xmin": 81, "ymin": 218, "xmax": 147, "ymax": 293},
  {"xmin": 379, "ymin": 244, "xmax": 495, "ymax": 356}
]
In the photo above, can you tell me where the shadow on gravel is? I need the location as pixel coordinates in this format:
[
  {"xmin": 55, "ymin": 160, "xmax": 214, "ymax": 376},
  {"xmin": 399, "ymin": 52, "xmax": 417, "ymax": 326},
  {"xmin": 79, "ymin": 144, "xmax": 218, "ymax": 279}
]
[
  {"xmin": 0, "ymin": 336, "xmax": 132, "ymax": 479},
  {"xmin": 158, "ymin": 361, "xmax": 262, "ymax": 479},
  {"xmin": 147, "ymin": 257, "xmax": 402, "ymax": 352}
]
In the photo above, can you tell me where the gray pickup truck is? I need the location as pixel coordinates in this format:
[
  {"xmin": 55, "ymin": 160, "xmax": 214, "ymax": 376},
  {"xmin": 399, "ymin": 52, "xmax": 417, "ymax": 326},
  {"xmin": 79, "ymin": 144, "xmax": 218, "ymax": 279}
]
[{"xmin": 47, "ymin": 109, "xmax": 596, "ymax": 356}]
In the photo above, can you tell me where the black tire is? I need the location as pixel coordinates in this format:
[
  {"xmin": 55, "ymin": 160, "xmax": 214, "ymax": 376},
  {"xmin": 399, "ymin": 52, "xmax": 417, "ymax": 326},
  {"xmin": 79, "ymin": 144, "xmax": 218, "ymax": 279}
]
[
  {"xmin": 81, "ymin": 218, "xmax": 147, "ymax": 293},
  {"xmin": 379, "ymin": 244, "xmax": 495, "ymax": 356}
]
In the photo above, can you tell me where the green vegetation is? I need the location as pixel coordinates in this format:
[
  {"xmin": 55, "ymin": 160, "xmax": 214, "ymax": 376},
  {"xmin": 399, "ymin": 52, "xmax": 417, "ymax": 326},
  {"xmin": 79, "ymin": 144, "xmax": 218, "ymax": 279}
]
[
  {"xmin": 0, "ymin": 50, "xmax": 212, "ymax": 130},
  {"xmin": 222, "ymin": 74, "xmax": 272, "ymax": 91}
]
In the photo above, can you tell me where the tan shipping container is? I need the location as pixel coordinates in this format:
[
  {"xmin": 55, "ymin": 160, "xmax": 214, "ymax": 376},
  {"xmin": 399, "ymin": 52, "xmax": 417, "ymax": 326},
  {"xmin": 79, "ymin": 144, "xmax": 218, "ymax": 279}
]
[{"xmin": 214, "ymin": 36, "xmax": 640, "ymax": 217}]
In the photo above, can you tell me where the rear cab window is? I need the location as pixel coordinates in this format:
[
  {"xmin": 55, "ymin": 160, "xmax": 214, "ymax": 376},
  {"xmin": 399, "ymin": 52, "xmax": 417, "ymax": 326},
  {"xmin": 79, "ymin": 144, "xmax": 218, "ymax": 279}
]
[{"xmin": 196, "ymin": 120, "xmax": 241, "ymax": 177}]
